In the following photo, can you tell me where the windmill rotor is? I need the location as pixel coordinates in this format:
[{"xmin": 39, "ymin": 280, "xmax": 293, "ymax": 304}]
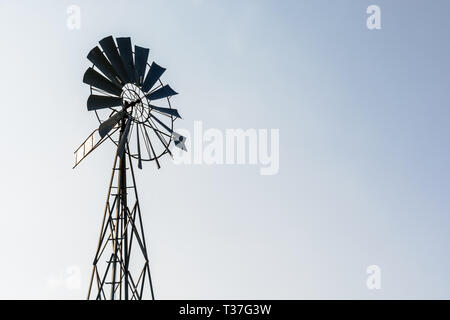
[{"xmin": 81, "ymin": 35, "xmax": 186, "ymax": 168}]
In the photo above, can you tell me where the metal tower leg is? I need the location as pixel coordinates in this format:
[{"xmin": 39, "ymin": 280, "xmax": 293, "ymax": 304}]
[{"xmin": 87, "ymin": 127, "xmax": 154, "ymax": 300}]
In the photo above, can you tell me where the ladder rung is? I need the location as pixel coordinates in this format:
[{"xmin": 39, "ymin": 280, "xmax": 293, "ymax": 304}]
[
  {"xmin": 110, "ymin": 186, "xmax": 135, "ymax": 189},
  {"xmin": 108, "ymin": 237, "xmax": 125, "ymax": 241}
]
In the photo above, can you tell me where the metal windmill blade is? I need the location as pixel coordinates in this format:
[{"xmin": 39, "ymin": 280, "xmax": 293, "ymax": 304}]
[
  {"xmin": 99, "ymin": 36, "xmax": 130, "ymax": 83},
  {"xmin": 134, "ymin": 46, "xmax": 149, "ymax": 85},
  {"xmin": 87, "ymin": 46, "xmax": 122, "ymax": 86},
  {"xmin": 74, "ymin": 36, "xmax": 186, "ymax": 301},
  {"xmin": 83, "ymin": 68, "xmax": 122, "ymax": 96},
  {"xmin": 142, "ymin": 62, "xmax": 166, "ymax": 92},
  {"xmin": 146, "ymin": 85, "xmax": 178, "ymax": 101},
  {"xmin": 87, "ymin": 95, "xmax": 123, "ymax": 111},
  {"xmin": 116, "ymin": 37, "xmax": 136, "ymax": 83},
  {"xmin": 98, "ymin": 110, "xmax": 126, "ymax": 138},
  {"xmin": 149, "ymin": 105, "xmax": 182, "ymax": 119}
]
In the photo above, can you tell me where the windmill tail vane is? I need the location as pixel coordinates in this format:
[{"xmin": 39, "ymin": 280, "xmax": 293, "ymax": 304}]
[{"xmin": 74, "ymin": 35, "xmax": 186, "ymax": 300}]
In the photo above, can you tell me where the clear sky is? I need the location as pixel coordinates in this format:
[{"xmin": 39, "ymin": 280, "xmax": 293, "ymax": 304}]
[{"xmin": 1, "ymin": 0, "xmax": 450, "ymax": 299}]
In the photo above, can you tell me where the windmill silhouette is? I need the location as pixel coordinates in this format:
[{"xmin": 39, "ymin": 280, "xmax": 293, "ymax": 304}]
[{"xmin": 74, "ymin": 36, "xmax": 186, "ymax": 300}]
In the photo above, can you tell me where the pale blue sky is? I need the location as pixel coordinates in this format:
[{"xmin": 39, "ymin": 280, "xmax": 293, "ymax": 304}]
[{"xmin": 1, "ymin": 0, "xmax": 450, "ymax": 299}]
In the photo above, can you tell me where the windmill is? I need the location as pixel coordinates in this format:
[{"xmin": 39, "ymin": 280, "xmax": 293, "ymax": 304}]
[{"xmin": 74, "ymin": 36, "xmax": 186, "ymax": 300}]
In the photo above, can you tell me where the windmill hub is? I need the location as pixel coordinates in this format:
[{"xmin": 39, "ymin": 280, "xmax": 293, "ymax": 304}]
[{"xmin": 121, "ymin": 83, "xmax": 149, "ymax": 124}]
